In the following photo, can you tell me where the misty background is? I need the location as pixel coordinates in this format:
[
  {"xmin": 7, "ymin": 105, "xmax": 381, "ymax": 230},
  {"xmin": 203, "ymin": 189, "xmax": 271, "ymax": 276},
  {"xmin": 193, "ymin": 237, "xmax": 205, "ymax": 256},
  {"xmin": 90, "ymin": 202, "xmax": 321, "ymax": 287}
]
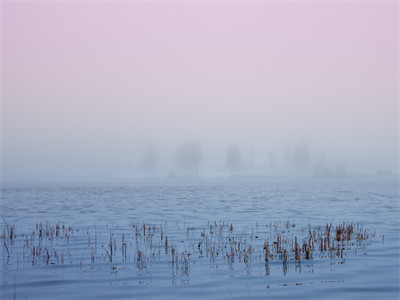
[{"xmin": 1, "ymin": 2, "xmax": 398, "ymax": 183}]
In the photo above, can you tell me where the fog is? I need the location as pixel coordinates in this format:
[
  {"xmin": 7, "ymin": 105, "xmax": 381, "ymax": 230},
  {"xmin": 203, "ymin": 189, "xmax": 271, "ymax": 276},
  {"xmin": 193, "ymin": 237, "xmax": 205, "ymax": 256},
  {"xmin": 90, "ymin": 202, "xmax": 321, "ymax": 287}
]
[{"xmin": 1, "ymin": 2, "xmax": 398, "ymax": 183}]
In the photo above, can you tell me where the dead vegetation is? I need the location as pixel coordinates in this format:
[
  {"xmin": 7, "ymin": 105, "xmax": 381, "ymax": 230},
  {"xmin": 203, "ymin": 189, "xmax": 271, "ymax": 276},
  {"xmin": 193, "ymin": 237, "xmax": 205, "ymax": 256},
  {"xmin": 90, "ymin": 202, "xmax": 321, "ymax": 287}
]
[{"xmin": 1, "ymin": 218, "xmax": 375, "ymax": 276}]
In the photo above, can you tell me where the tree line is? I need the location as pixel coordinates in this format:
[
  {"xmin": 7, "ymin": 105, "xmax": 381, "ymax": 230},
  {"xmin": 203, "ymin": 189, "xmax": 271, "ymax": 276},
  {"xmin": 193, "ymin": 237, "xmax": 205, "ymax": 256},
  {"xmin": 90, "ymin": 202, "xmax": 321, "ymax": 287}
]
[{"xmin": 138, "ymin": 141, "xmax": 324, "ymax": 177}]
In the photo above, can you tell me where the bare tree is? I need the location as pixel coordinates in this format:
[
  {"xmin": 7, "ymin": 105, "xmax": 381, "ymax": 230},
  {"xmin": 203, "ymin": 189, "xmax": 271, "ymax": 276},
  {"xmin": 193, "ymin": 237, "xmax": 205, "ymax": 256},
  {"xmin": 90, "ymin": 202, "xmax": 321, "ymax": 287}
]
[
  {"xmin": 175, "ymin": 142, "xmax": 202, "ymax": 177},
  {"xmin": 226, "ymin": 145, "xmax": 242, "ymax": 176},
  {"xmin": 139, "ymin": 144, "xmax": 158, "ymax": 177},
  {"xmin": 292, "ymin": 142, "xmax": 310, "ymax": 175}
]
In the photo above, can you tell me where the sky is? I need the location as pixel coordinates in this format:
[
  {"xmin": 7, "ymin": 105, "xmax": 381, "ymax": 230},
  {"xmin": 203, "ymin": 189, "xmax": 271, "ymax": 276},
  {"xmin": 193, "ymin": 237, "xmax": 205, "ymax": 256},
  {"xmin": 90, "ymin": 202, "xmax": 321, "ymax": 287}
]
[{"xmin": 1, "ymin": 1, "xmax": 398, "ymax": 182}]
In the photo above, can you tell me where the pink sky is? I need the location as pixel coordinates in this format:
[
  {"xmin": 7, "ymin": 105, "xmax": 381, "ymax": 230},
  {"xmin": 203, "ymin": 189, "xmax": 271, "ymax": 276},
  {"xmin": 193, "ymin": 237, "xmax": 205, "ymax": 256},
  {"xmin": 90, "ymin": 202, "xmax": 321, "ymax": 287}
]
[{"xmin": 2, "ymin": 1, "xmax": 398, "ymax": 180}]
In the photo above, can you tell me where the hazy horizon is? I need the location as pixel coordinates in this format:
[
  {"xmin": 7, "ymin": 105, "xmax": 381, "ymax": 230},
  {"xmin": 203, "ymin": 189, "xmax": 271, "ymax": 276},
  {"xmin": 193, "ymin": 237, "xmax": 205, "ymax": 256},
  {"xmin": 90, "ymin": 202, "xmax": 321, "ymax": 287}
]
[{"xmin": 2, "ymin": 1, "xmax": 398, "ymax": 183}]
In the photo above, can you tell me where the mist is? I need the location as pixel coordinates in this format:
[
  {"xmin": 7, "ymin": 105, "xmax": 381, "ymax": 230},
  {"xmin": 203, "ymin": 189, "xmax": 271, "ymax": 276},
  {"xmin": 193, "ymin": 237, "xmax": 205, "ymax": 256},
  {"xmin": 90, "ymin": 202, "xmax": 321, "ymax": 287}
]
[{"xmin": 1, "ymin": 2, "xmax": 398, "ymax": 183}]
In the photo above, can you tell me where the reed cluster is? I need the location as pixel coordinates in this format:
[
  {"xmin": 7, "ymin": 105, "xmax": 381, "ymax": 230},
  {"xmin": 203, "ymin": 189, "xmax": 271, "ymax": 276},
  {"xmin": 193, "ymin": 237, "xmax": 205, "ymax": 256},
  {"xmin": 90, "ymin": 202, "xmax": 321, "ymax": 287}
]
[{"xmin": 1, "ymin": 218, "xmax": 375, "ymax": 276}]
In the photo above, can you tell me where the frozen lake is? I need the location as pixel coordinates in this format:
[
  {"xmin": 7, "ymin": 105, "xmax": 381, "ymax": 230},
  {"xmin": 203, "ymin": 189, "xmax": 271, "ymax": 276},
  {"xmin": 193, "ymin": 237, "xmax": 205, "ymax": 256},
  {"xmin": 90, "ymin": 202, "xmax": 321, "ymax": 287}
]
[{"xmin": 1, "ymin": 179, "xmax": 399, "ymax": 299}]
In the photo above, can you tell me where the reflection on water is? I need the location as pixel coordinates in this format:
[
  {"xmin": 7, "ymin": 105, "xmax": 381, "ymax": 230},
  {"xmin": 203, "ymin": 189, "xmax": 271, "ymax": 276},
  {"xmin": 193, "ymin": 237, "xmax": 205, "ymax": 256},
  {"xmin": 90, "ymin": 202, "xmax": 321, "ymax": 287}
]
[
  {"xmin": 0, "ymin": 219, "xmax": 380, "ymax": 287},
  {"xmin": 0, "ymin": 179, "xmax": 399, "ymax": 299}
]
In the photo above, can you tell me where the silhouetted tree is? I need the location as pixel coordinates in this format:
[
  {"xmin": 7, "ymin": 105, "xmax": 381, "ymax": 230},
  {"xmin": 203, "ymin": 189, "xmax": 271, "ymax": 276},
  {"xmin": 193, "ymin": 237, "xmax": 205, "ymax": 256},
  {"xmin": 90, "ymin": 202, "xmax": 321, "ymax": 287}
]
[
  {"xmin": 292, "ymin": 142, "xmax": 310, "ymax": 175},
  {"xmin": 335, "ymin": 162, "xmax": 347, "ymax": 178},
  {"xmin": 313, "ymin": 149, "xmax": 332, "ymax": 178},
  {"xmin": 139, "ymin": 144, "xmax": 158, "ymax": 177},
  {"xmin": 283, "ymin": 144, "xmax": 293, "ymax": 175},
  {"xmin": 268, "ymin": 151, "xmax": 275, "ymax": 168},
  {"xmin": 247, "ymin": 147, "xmax": 255, "ymax": 169},
  {"xmin": 175, "ymin": 142, "xmax": 202, "ymax": 176},
  {"xmin": 226, "ymin": 145, "xmax": 242, "ymax": 176}
]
